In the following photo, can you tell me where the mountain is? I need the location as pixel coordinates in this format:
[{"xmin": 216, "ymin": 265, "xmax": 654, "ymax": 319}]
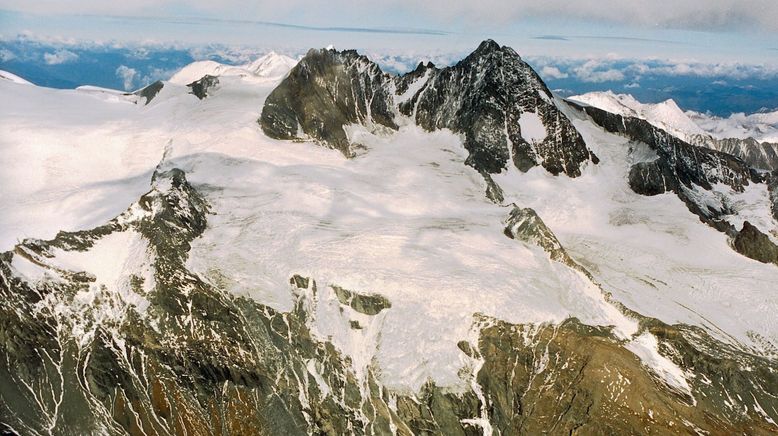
[
  {"xmin": 568, "ymin": 91, "xmax": 705, "ymax": 141},
  {"xmin": 571, "ymin": 91, "xmax": 778, "ymax": 171},
  {"xmin": 169, "ymin": 52, "xmax": 298, "ymax": 86},
  {"xmin": 2, "ymin": 41, "xmax": 778, "ymax": 435},
  {"xmin": 260, "ymin": 40, "xmax": 598, "ymax": 202}
]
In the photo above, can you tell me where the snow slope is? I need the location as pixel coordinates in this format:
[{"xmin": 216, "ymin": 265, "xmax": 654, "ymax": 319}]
[
  {"xmin": 0, "ymin": 69, "xmax": 32, "ymax": 85},
  {"xmin": 2, "ymin": 62, "xmax": 777, "ymax": 396}
]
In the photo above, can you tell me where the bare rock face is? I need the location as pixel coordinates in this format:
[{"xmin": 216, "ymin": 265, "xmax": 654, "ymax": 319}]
[
  {"xmin": 260, "ymin": 40, "xmax": 598, "ymax": 178},
  {"xmin": 504, "ymin": 206, "xmax": 581, "ymax": 271},
  {"xmin": 331, "ymin": 285, "xmax": 392, "ymax": 315},
  {"xmin": 259, "ymin": 48, "xmax": 398, "ymax": 157},
  {"xmin": 133, "ymin": 80, "xmax": 164, "ymax": 105},
  {"xmin": 473, "ymin": 317, "xmax": 778, "ymax": 435},
  {"xmin": 733, "ymin": 221, "xmax": 778, "ymax": 265},
  {"xmin": 628, "ymin": 160, "xmax": 676, "ymax": 196},
  {"xmin": 769, "ymin": 172, "xmax": 778, "ymax": 222}
]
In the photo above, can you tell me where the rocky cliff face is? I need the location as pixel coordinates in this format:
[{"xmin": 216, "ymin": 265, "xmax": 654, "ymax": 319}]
[
  {"xmin": 260, "ymin": 40, "xmax": 597, "ymax": 180},
  {"xmin": 259, "ymin": 48, "xmax": 398, "ymax": 157}
]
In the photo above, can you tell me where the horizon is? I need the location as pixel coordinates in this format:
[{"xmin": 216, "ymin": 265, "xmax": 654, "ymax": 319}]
[{"xmin": 1, "ymin": 2, "xmax": 777, "ymax": 116}]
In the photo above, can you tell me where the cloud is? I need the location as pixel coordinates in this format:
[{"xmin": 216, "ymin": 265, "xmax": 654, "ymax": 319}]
[
  {"xmin": 1, "ymin": 0, "xmax": 778, "ymax": 32},
  {"xmin": 0, "ymin": 48, "xmax": 15, "ymax": 62},
  {"xmin": 528, "ymin": 55, "xmax": 778, "ymax": 83},
  {"xmin": 540, "ymin": 65, "xmax": 568, "ymax": 79},
  {"xmin": 115, "ymin": 64, "xmax": 137, "ymax": 90},
  {"xmin": 533, "ymin": 35, "xmax": 569, "ymax": 41},
  {"xmin": 573, "ymin": 60, "xmax": 625, "ymax": 82},
  {"xmin": 43, "ymin": 49, "xmax": 78, "ymax": 64}
]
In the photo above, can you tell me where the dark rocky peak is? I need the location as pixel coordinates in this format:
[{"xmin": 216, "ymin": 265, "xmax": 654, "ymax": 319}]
[
  {"xmin": 260, "ymin": 47, "xmax": 398, "ymax": 157},
  {"xmin": 187, "ymin": 74, "xmax": 219, "ymax": 100},
  {"xmin": 473, "ymin": 38, "xmax": 501, "ymax": 53},
  {"xmin": 394, "ymin": 61, "xmax": 436, "ymax": 96},
  {"xmin": 405, "ymin": 39, "xmax": 595, "ymax": 176}
]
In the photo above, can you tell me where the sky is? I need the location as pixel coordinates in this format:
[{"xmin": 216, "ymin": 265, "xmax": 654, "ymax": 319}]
[
  {"xmin": 1, "ymin": 1, "xmax": 777, "ymax": 115},
  {"xmin": 1, "ymin": 1, "xmax": 777, "ymax": 62}
]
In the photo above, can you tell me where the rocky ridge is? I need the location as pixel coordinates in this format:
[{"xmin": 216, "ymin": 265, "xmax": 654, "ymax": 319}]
[{"xmin": 688, "ymin": 134, "xmax": 778, "ymax": 172}]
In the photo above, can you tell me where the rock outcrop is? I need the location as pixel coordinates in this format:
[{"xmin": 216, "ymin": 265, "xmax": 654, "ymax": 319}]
[
  {"xmin": 690, "ymin": 134, "xmax": 778, "ymax": 172},
  {"xmin": 133, "ymin": 80, "xmax": 164, "ymax": 105},
  {"xmin": 188, "ymin": 75, "xmax": 219, "ymax": 100},
  {"xmin": 733, "ymin": 221, "xmax": 778, "ymax": 265}
]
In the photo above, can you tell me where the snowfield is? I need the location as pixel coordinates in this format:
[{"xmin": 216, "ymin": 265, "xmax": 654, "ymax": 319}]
[{"xmin": 2, "ymin": 57, "xmax": 777, "ymax": 395}]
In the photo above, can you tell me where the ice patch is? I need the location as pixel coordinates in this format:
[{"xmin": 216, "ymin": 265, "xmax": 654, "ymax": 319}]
[{"xmin": 518, "ymin": 111, "xmax": 547, "ymax": 143}]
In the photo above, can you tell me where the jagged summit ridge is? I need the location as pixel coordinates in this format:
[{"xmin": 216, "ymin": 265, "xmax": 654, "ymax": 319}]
[{"xmin": 260, "ymin": 39, "xmax": 597, "ymax": 179}]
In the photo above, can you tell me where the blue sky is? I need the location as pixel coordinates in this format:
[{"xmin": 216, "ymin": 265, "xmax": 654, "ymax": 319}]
[{"xmin": 1, "ymin": 2, "xmax": 777, "ymax": 115}]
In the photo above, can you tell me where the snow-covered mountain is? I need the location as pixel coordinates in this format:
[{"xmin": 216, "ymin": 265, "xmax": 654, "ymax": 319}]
[
  {"xmin": 0, "ymin": 69, "xmax": 32, "ymax": 85},
  {"xmin": 570, "ymin": 91, "xmax": 778, "ymax": 171},
  {"xmin": 568, "ymin": 91, "xmax": 706, "ymax": 141},
  {"xmin": 1, "ymin": 41, "xmax": 778, "ymax": 435},
  {"xmin": 169, "ymin": 51, "xmax": 298, "ymax": 85}
]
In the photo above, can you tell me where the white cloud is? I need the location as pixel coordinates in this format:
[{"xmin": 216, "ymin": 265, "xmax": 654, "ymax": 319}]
[
  {"xmin": 573, "ymin": 60, "xmax": 625, "ymax": 82},
  {"xmin": 540, "ymin": 65, "xmax": 568, "ymax": 79},
  {"xmin": 115, "ymin": 65, "xmax": 137, "ymax": 90},
  {"xmin": 0, "ymin": 48, "xmax": 15, "ymax": 62},
  {"xmin": 529, "ymin": 55, "xmax": 778, "ymax": 82},
  {"xmin": 43, "ymin": 49, "xmax": 78, "ymax": 65}
]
